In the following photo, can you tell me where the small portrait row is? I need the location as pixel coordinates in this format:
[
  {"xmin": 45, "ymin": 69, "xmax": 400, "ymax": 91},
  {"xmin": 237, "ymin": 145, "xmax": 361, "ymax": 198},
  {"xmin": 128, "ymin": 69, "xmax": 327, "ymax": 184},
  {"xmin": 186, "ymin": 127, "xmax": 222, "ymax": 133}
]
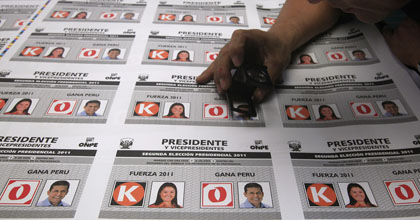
[
  {"xmin": 147, "ymin": 49, "xmax": 218, "ymax": 63},
  {"xmin": 49, "ymin": 11, "xmax": 140, "ymax": 20},
  {"xmin": 19, "ymin": 46, "xmax": 126, "ymax": 60},
  {"xmin": 295, "ymin": 49, "xmax": 373, "ymax": 65},
  {"xmin": 0, "ymin": 179, "xmax": 79, "ymax": 207},
  {"xmin": 0, "ymin": 19, "xmax": 27, "ymax": 28},
  {"xmin": 110, "ymin": 181, "xmax": 273, "ymax": 209},
  {"xmin": 284, "ymin": 100, "xmax": 408, "ymax": 121},
  {"xmin": 133, "ymin": 101, "xmax": 259, "ymax": 121},
  {"xmin": 0, "ymin": 98, "xmax": 107, "ymax": 116},
  {"xmin": 305, "ymin": 179, "xmax": 420, "ymax": 208},
  {"xmin": 134, "ymin": 102, "xmax": 190, "ymax": 119},
  {"xmin": 157, "ymin": 14, "xmax": 245, "ymax": 24}
]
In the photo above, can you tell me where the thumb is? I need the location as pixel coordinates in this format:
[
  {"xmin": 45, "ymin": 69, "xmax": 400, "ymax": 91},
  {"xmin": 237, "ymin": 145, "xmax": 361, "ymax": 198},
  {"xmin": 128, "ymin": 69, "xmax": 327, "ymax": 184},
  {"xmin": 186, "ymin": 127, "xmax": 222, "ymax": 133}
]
[{"xmin": 252, "ymin": 87, "xmax": 273, "ymax": 103}]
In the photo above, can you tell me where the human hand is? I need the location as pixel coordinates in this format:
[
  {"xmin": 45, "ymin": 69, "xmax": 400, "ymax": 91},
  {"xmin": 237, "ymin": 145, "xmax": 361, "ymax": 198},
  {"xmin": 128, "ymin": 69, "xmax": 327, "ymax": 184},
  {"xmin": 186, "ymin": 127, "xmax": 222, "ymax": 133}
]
[
  {"xmin": 196, "ymin": 29, "xmax": 292, "ymax": 103},
  {"xmin": 382, "ymin": 18, "xmax": 420, "ymax": 70}
]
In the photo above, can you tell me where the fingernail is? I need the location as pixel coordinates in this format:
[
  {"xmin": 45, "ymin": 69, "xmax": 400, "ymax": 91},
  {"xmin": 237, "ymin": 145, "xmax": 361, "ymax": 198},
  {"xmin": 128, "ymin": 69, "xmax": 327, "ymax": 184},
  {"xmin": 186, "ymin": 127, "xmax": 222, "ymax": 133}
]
[{"xmin": 232, "ymin": 56, "xmax": 241, "ymax": 67}]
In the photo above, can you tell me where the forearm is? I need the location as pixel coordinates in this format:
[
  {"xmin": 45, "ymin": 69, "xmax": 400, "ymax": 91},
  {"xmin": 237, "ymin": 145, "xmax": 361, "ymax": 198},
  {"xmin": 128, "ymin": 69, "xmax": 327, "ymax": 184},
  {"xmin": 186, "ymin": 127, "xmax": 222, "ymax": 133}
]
[{"xmin": 269, "ymin": 0, "xmax": 341, "ymax": 52}]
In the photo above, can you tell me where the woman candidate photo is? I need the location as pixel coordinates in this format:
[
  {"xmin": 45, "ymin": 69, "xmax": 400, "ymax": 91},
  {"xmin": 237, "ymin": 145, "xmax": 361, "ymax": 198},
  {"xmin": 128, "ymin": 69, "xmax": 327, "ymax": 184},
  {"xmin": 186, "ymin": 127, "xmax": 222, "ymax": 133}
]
[
  {"xmin": 45, "ymin": 47, "xmax": 65, "ymax": 58},
  {"xmin": 298, "ymin": 54, "xmax": 317, "ymax": 64},
  {"xmin": 163, "ymin": 103, "xmax": 188, "ymax": 119},
  {"xmin": 345, "ymin": 183, "xmax": 377, "ymax": 208},
  {"xmin": 148, "ymin": 182, "xmax": 182, "ymax": 208},
  {"xmin": 73, "ymin": 11, "xmax": 88, "ymax": 19},
  {"xmin": 172, "ymin": 50, "xmax": 192, "ymax": 62},
  {"xmin": 316, "ymin": 105, "xmax": 340, "ymax": 121},
  {"xmin": 181, "ymin": 15, "xmax": 194, "ymax": 22},
  {"xmin": 5, "ymin": 98, "xmax": 32, "ymax": 115}
]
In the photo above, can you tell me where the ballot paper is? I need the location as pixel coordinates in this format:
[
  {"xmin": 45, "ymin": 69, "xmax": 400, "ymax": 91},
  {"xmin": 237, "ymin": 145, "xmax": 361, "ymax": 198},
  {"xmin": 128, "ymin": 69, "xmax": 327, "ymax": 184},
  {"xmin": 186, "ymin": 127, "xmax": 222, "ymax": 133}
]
[
  {"xmin": 255, "ymin": 0, "xmax": 284, "ymax": 28},
  {"xmin": 0, "ymin": 0, "xmax": 419, "ymax": 220},
  {"xmin": 0, "ymin": 0, "xmax": 50, "ymax": 55},
  {"xmin": 141, "ymin": 28, "xmax": 229, "ymax": 67},
  {"xmin": 125, "ymin": 67, "xmax": 265, "ymax": 127},
  {"xmin": 153, "ymin": 0, "xmax": 249, "ymax": 27},
  {"xmin": 0, "ymin": 135, "xmax": 96, "ymax": 218},
  {"xmin": 43, "ymin": 0, "xmax": 146, "ymax": 23},
  {"xmin": 98, "ymin": 136, "xmax": 281, "ymax": 219},
  {"xmin": 0, "ymin": 70, "xmax": 119, "ymax": 123},
  {"xmin": 9, "ymin": 25, "xmax": 135, "ymax": 64}
]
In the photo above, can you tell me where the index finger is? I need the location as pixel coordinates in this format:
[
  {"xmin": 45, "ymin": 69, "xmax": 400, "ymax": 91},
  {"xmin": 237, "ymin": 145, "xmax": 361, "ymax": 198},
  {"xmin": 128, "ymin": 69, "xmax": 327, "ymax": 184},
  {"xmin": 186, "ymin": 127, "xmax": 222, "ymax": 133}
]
[{"xmin": 228, "ymin": 29, "xmax": 248, "ymax": 67}]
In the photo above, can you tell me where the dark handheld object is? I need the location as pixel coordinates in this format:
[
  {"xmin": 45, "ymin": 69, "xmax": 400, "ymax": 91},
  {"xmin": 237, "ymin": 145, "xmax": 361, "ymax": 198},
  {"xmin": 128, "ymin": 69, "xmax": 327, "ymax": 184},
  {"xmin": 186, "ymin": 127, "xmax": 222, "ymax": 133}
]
[{"xmin": 227, "ymin": 64, "xmax": 272, "ymax": 118}]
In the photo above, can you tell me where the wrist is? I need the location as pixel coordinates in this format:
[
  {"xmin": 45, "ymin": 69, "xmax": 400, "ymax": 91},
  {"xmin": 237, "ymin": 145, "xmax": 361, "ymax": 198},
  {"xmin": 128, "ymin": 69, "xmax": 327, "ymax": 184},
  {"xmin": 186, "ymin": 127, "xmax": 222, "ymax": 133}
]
[{"xmin": 267, "ymin": 26, "xmax": 295, "ymax": 54}]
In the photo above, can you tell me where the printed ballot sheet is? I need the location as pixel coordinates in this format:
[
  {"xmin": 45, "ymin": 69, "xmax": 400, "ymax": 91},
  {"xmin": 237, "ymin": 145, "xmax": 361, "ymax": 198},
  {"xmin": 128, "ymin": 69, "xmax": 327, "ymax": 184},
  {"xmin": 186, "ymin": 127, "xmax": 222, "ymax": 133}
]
[
  {"xmin": 0, "ymin": 70, "xmax": 120, "ymax": 123},
  {"xmin": 153, "ymin": 0, "xmax": 249, "ymax": 27},
  {"xmin": 0, "ymin": 0, "xmax": 420, "ymax": 220},
  {"xmin": 9, "ymin": 25, "xmax": 135, "ymax": 65},
  {"xmin": 126, "ymin": 66, "xmax": 265, "ymax": 127},
  {"xmin": 0, "ymin": 0, "xmax": 50, "ymax": 55},
  {"xmin": 255, "ymin": 0, "xmax": 284, "ymax": 28},
  {"xmin": 43, "ymin": 0, "xmax": 146, "ymax": 23},
  {"xmin": 291, "ymin": 141, "xmax": 420, "ymax": 219},
  {"xmin": 98, "ymin": 135, "xmax": 281, "ymax": 220},
  {"xmin": 141, "ymin": 28, "xmax": 229, "ymax": 67},
  {"xmin": 0, "ymin": 135, "xmax": 97, "ymax": 218},
  {"xmin": 288, "ymin": 21, "xmax": 380, "ymax": 69}
]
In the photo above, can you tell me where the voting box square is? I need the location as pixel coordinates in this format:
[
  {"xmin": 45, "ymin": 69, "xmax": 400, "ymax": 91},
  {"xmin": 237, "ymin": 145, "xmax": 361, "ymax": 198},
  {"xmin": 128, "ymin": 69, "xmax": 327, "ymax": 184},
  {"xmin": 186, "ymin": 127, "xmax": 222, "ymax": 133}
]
[
  {"xmin": 201, "ymin": 182, "xmax": 234, "ymax": 208},
  {"xmin": 0, "ymin": 179, "xmax": 41, "ymax": 206},
  {"xmin": 203, "ymin": 104, "xmax": 229, "ymax": 119},
  {"xmin": 304, "ymin": 183, "xmax": 340, "ymax": 207},
  {"xmin": 384, "ymin": 180, "xmax": 420, "ymax": 206},
  {"xmin": 133, "ymin": 101, "xmax": 160, "ymax": 117},
  {"xmin": 46, "ymin": 99, "xmax": 77, "ymax": 116},
  {"xmin": 350, "ymin": 102, "xmax": 379, "ymax": 118},
  {"xmin": 19, "ymin": 46, "xmax": 45, "ymax": 57},
  {"xmin": 110, "ymin": 181, "xmax": 146, "ymax": 207}
]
